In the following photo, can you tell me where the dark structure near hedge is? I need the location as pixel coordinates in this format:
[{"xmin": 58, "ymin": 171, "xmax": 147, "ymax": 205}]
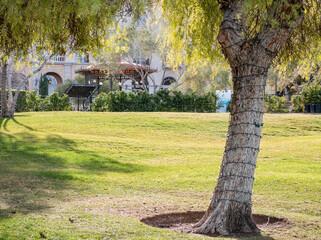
[
  {"xmin": 65, "ymin": 84, "xmax": 100, "ymax": 111},
  {"xmin": 75, "ymin": 62, "xmax": 156, "ymax": 92},
  {"xmin": 304, "ymin": 104, "xmax": 321, "ymax": 113},
  {"xmin": 302, "ymin": 84, "xmax": 321, "ymax": 113}
]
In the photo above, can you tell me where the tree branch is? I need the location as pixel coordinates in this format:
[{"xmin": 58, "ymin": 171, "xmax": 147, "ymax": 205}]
[{"xmin": 25, "ymin": 53, "xmax": 54, "ymax": 81}]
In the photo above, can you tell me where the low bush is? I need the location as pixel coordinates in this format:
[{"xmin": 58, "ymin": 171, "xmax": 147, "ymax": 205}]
[
  {"xmin": 92, "ymin": 90, "xmax": 219, "ymax": 113},
  {"xmin": 264, "ymin": 95, "xmax": 289, "ymax": 113},
  {"xmin": 301, "ymin": 83, "xmax": 321, "ymax": 104},
  {"xmin": 291, "ymin": 95, "xmax": 304, "ymax": 113},
  {"xmin": 25, "ymin": 91, "xmax": 71, "ymax": 112},
  {"xmin": 91, "ymin": 92, "xmax": 108, "ymax": 112}
]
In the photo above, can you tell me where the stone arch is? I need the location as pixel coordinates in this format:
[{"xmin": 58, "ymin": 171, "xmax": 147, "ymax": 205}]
[
  {"xmin": 44, "ymin": 72, "xmax": 63, "ymax": 95},
  {"xmin": 44, "ymin": 72, "xmax": 63, "ymax": 85},
  {"xmin": 162, "ymin": 76, "xmax": 176, "ymax": 86}
]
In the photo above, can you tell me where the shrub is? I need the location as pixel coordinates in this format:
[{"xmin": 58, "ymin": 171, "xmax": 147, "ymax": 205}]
[
  {"xmin": 15, "ymin": 91, "xmax": 27, "ymax": 112},
  {"xmin": 226, "ymin": 100, "xmax": 231, "ymax": 112},
  {"xmin": 25, "ymin": 90, "xmax": 42, "ymax": 111},
  {"xmin": 291, "ymin": 95, "xmax": 304, "ymax": 113},
  {"xmin": 39, "ymin": 75, "xmax": 49, "ymax": 97},
  {"xmin": 91, "ymin": 92, "xmax": 108, "ymax": 112},
  {"xmin": 301, "ymin": 83, "xmax": 321, "ymax": 104},
  {"xmin": 92, "ymin": 90, "xmax": 219, "ymax": 113},
  {"xmin": 264, "ymin": 95, "xmax": 289, "ymax": 113},
  {"xmin": 25, "ymin": 91, "xmax": 71, "ymax": 112}
]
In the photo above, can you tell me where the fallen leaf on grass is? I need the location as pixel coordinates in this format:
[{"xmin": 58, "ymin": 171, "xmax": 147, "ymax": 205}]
[{"xmin": 40, "ymin": 232, "xmax": 47, "ymax": 238}]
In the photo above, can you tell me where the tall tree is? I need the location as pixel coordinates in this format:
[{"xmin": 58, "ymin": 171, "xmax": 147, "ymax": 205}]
[
  {"xmin": 0, "ymin": 54, "xmax": 51, "ymax": 117},
  {"xmin": 0, "ymin": 0, "xmax": 145, "ymax": 117},
  {"xmin": 158, "ymin": 0, "xmax": 321, "ymax": 235}
]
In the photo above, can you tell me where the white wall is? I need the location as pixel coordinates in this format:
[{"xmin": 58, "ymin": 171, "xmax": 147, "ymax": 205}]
[{"xmin": 216, "ymin": 90, "xmax": 233, "ymax": 113}]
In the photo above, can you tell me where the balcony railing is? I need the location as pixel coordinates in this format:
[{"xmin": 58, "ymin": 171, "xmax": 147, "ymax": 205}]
[{"xmin": 50, "ymin": 56, "xmax": 66, "ymax": 62}]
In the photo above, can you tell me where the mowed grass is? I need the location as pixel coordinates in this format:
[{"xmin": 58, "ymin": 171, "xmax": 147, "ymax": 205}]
[{"xmin": 0, "ymin": 112, "xmax": 320, "ymax": 240}]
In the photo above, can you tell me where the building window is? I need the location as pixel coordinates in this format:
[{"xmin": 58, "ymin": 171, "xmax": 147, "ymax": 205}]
[
  {"xmin": 162, "ymin": 77, "xmax": 176, "ymax": 86},
  {"xmin": 134, "ymin": 57, "xmax": 149, "ymax": 66},
  {"xmin": 76, "ymin": 52, "xmax": 90, "ymax": 63}
]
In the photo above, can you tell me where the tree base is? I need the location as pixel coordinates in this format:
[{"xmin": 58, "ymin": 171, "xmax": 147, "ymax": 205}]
[
  {"xmin": 195, "ymin": 202, "xmax": 260, "ymax": 236},
  {"xmin": 1, "ymin": 111, "xmax": 14, "ymax": 118}
]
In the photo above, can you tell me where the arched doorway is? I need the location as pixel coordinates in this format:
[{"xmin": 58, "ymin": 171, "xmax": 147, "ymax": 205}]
[
  {"xmin": 44, "ymin": 72, "xmax": 63, "ymax": 95},
  {"xmin": 162, "ymin": 76, "xmax": 176, "ymax": 89}
]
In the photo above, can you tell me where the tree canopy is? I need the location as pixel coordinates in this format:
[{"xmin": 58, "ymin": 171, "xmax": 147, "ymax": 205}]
[
  {"xmin": 158, "ymin": 0, "xmax": 321, "ymax": 69},
  {"xmin": 0, "ymin": 0, "xmax": 146, "ymax": 58}
]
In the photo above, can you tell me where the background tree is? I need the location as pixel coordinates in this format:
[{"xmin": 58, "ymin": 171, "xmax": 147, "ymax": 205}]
[
  {"xmin": 55, "ymin": 74, "xmax": 86, "ymax": 96},
  {"xmin": 0, "ymin": 52, "xmax": 51, "ymax": 116},
  {"xmin": 96, "ymin": 19, "xmax": 162, "ymax": 91},
  {"xmin": 267, "ymin": 60, "xmax": 321, "ymax": 101},
  {"xmin": 39, "ymin": 75, "xmax": 49, "ymax": 97},
  {"xmin": 182, "ymin": 64, "xmax": 232, "ymax": 94},
  {"xmin": 158, "ymin": 0, "xmax": 321, "ymax": 236}
]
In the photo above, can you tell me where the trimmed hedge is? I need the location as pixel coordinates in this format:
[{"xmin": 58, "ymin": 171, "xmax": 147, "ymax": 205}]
[{"xmin": 92, "ymin": 90, "xmax": 219, "ymax": 112}]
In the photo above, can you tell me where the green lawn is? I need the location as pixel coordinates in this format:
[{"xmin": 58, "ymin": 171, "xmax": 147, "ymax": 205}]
[{"xmin": 0, "ymin": 112, "xmax": 320, "ymax": 239}]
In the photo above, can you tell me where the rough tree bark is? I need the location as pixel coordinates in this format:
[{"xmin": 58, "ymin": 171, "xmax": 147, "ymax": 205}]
[
  {"xmin": 195, "ymin": 1, "xmax": 303, "ymax": 236},
  {"xmin": 7, "ymin": 55, "xmax": 19, "ymax": 117},
  {"xmin": 1, "ymin": 61, "xmax": 10, "ymax": 118}
]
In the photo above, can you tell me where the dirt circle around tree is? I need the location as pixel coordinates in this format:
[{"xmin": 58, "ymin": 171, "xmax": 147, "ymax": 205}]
[{"xmin": 140, "ymin": 211, "xmax": 291, "ymax": 238}]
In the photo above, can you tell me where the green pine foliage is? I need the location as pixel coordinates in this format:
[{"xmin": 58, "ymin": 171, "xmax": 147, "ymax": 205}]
[
  {"xmin": 92, "ymin": 90, "xmax": 218, "ymax": 112},
  {"xmin": 39, "ymin": 75, "xmax": 49, "ymax": 97}
]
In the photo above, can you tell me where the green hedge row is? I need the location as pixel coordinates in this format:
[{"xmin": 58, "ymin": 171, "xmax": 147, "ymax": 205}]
[
  {"xmin": 274, "ymin": 83, "xmax": 321, "ymax": 113},
  {"xmin": 227, "ymin": 95, "xmax": 289, "ymax": 113},
  {"xmin": 92, "ymin": 90, "xmax": 219, "ymax": 112},
  {"xmin": 0, "ymin": 90, "xmax": 71, "ymax": 112}
]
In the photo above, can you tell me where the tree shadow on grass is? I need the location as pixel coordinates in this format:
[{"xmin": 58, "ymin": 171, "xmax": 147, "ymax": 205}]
[
  {"xmin": 0, "ymin": 117, "xmax": 11, "ymax": 132},
  {"xmin": 11, "ymin": 117, "xmax": 35, "ymax": 131},
  {"xmin": 0, "ymin": 117, "xmax": 35, "ymax": 132},
  {"xmin": 0, "ymin": 122, "xmax": 147, "ymax": 220}
]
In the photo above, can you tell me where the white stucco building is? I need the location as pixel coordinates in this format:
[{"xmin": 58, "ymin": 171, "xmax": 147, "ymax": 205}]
[
  {"xmin": 29, "ymin": 52, "xmax": 91, "ymax": 94},
  {"xmin": 29, "ymin": 51, "xmax": 179, "ymax": 95}
]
